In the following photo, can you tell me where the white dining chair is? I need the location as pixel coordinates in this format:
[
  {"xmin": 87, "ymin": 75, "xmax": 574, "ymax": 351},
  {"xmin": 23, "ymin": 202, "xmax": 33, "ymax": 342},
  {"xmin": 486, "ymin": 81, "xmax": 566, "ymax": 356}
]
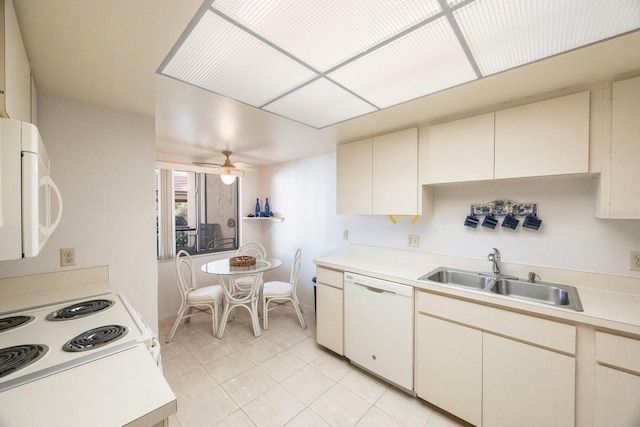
[
  {"xmin": 166, "ymin": 250, "xmax": 224, "ymax": 343},
  {"xmin": 262, "ymin": 247, "xmax": 306, "ymax": 330},
  {"xmin": 233, "ymin": 242, "xmax": 267, "ymax": 294}
]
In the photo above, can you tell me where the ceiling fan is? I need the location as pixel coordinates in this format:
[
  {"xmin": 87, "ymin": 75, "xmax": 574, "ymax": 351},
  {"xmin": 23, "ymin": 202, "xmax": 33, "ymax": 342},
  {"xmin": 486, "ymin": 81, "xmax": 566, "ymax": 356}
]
[{"xmin": 193, "ymin": 151, "xmax": 252, "ymax": 184}]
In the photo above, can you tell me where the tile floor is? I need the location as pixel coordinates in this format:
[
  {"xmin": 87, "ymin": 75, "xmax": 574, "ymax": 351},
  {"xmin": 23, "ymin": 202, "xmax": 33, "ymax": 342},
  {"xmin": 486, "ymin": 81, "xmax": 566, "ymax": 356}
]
[{"xmin": 159, "ymin": 307, "xmax": 469, "ymax": 427}]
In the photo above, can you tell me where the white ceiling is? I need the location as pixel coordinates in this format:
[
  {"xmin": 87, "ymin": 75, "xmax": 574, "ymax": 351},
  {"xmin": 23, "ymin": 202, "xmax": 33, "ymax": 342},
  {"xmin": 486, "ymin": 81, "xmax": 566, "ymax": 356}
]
[{"xmin": 13, "ymin": 1, "xmax": 640, "ymax": 168}]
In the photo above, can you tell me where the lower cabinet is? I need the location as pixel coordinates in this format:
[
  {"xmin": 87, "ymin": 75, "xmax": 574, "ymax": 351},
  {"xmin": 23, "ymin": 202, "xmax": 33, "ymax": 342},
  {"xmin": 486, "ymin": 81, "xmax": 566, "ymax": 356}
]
[
  {"xmin": 315, "ymin": 267, "xmax": 344, "ymax": 355},
  {"xmin": 594, "ymin": 365, "xmax": 640, "ymax": 426},
  {"xmin": 483, "ymin": 333, "xmax": 575, "ymax": 427},
  {"xmin": 415, "ymin": 291, "xmax": 576, "ymax": 427},
  {"xmin": 415, "ymin": 315, "xmax": 482, "ymax": 426},
  {"xmin": 593, "ymin": 331, "xmax": 640, "ymax": 426}
]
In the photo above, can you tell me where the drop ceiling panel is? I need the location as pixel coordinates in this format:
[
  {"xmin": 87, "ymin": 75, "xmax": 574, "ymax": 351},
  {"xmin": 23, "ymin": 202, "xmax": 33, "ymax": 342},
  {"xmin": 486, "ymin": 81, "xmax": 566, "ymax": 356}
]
[
  {"xmin": 157, "ymin": 0, "xmax": 640, "ymax": 129},
  {"xmin": 211, "ymin": 0, "xmax": 443, "ymax": 72},
  {"xmin": 329, "ymin": 17, "xmax": 477, "ymax": 109},
  {"xmin": 455, "ymin": 0, "xmax": 640, "ymax": 76},
  {"xmin": 160, "ymin": 10, "xmax": 317, "ymax": 107},
  {"xmin": 263, "ymin": 78, "xmax": 377, "ymax": 128}
]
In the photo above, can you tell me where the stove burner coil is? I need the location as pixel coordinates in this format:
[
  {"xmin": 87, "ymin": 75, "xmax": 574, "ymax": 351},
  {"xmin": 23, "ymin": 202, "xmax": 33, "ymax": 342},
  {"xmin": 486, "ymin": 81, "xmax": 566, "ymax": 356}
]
[
  {"xmin": 63, "ymin": 325, "xmax": 128, "ymax": 352},
  {"xmin": 46, "ymin": 299, "xmax": 115, "ymax": 321},
  {"xmin": 0, "ymin": 316, "xmax": 35, "ymax": 333},
  {"xmin": 0, "ymin": 344, "xmax": 49, "ymax": 378}
]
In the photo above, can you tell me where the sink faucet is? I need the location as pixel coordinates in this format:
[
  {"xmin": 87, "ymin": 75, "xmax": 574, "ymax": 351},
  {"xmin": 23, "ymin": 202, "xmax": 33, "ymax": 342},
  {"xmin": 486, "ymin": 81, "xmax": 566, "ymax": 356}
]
[{"xmin": 487, "ymin": 248, "xmax": 501, "ymax": 277}]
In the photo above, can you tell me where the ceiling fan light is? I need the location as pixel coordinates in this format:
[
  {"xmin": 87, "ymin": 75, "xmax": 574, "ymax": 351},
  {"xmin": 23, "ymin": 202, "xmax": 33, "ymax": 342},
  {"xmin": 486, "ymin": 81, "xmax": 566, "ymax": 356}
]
[{"xmin": 220, "ymin": 174, "xmax": 237, "ymax": 185}]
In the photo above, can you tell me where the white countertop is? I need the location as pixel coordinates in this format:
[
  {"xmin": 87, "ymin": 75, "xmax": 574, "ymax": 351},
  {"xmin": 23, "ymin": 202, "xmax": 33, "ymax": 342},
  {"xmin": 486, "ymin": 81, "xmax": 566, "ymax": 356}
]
[
  {"xmin": 315, "ymin": 250, "xmax": 640, "ymax": 336},
  {"xmin": 0, "ymin": 344, "xmax": 176, "ymax": 427}
]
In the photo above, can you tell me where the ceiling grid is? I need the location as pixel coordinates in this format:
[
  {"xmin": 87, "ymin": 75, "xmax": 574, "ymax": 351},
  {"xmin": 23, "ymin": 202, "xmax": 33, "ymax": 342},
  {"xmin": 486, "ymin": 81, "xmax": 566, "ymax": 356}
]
[{"xmin": 158, "ymin": 0, "xmax": 640, "ymax": 128}]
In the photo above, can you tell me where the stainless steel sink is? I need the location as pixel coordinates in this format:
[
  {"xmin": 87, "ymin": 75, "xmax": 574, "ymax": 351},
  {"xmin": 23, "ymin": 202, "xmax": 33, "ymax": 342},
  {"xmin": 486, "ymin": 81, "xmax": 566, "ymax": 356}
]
[
  {"xmin": 488, "ymin": 278, "xmax": 583, "ymax": 311},
  {"xmin": 418, "ymin": 267, "xmax": 583, "ymax": 311},
  {"xmin": 419, "ymin": 267, "xmax": 493, "ymax": 290}
]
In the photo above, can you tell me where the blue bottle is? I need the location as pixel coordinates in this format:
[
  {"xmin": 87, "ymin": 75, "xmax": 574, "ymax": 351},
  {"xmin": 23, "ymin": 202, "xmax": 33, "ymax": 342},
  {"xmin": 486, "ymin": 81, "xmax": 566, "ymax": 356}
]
[
  {"xmin": 255, "ymin": 198, "xmax": 261, "ymax": 217},
  {"xmin": 264, "ymin": 198, "xmax": 271, "ymax": 216}
]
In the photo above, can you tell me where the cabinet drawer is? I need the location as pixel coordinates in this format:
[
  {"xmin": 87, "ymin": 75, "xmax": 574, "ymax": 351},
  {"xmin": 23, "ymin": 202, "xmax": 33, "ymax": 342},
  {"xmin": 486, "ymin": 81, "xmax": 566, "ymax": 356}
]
[
  {"xmin": 316, "ymin": 267, "xmax": 343, "ymax": 289},
  {"xmin": 416, "ymin": 291, "xmax": 575, "ymax": 354},
  {"xmin": 596, "ymin": 331, "xmax": 640, "ymax": 374}
]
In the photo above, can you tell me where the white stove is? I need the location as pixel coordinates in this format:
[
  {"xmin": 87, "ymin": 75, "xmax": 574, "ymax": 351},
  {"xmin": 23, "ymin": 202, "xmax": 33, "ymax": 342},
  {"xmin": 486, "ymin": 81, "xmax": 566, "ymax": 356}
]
[
  {"xmin": 0, "ymin": 268, "xmax": 175, "ymax": 427},
  {"xmin": 0, "ymin": 292, "xmax": 156, "ymax": 393}
]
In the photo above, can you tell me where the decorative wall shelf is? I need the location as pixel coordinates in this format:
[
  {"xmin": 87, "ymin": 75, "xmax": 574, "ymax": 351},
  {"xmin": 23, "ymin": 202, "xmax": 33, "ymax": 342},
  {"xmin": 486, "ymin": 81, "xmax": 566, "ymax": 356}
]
[{"xmin": 242, "ymin": 217, "xmax": 284, "ymax": 222}]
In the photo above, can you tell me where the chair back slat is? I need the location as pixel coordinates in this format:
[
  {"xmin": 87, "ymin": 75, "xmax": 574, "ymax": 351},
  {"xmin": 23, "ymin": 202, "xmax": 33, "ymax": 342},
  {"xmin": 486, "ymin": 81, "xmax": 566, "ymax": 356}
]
[
  {"xmin": 236, "ymin": 242, "xmax": 266, "ymax": 260},
  {"xmin": 290, "ymin": 248, "xmax": 302, "ymax": 291},
  {"xmin": 176, "ymin": 250, "xmax": 196, "ymax": 295}
]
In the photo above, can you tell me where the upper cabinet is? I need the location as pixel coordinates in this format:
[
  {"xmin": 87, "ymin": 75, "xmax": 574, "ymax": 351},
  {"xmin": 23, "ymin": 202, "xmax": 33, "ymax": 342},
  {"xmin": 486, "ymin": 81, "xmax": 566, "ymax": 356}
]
[
  {"xmin": 337, "ymin": 127, "xmax": 421, "ymax": 215},
  {"xmin": 425, "ymin": 113, "xmax": 494, "ymax": 184},
  {"xmin": 337, "ymin": 138, "xmax": 372, "ymax": 215},
  {"xmin": 494, "ymin": 91, "xmax": 590, "ymax": 179},
  {"xmin": 595, "ymin": 76, "xmax": 640, "ymax": 219},
  {"xmin": 422, "ymin": 91, "xmax": 590, "ymax": 184},
  {"xmin": 372, "ymin": 128, "xmax": 419, "ymax": 215},
  {"xmin": 1, "ymin": 0, "xmax": 32, "ymax": 123}
]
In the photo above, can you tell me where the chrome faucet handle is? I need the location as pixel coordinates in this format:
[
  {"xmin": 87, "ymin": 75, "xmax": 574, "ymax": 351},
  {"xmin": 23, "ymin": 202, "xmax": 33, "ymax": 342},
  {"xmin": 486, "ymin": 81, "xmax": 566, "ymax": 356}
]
[{"xmin": 488, "ymin": 248, "xmax": 501, "ymax": 276}]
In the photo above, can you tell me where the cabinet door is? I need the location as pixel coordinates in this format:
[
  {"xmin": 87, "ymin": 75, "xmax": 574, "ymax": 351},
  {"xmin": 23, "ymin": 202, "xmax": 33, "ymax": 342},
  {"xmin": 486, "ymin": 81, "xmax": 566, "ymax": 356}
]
[
  {"xmin": 594, "ymin": 365, "xmax": 640, "ymax": 426},
  {"xmin": 316, "ymin": 282, "xmax": 343, "ymax": 355},
  {"xmin": 426, "ymin": 113, "xmax": 495, "ymax": 184},
  {"xmin": 610, "ymin": 77, "xmax": 640, "ymax": 218},
  {"xmin": 2, "ymin": 0, "xmax": 32, "ymax": 122},
  {"xmin": 372, "ymin": 128, "xmax": 418, "ymax": 215},
  {"xmin": 494, "ymin": 91, "xmax": 590, "ymax": 179},
  {"xmin": 483, "ymin": 333, "xmax": 575, "ymax": 427},
  {"xmin": 415, "ymin": 314, "xmax": 482, "ymax": 426},
  {"xmin": 336, "ymin": 138, "xmax": 372, "ymax": 214}
]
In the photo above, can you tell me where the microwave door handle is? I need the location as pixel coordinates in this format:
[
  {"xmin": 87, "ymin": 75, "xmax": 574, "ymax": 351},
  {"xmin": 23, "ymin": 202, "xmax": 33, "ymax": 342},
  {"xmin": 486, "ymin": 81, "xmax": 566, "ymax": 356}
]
[
  {"xmin": 46, "ymin": 176, "xmax": 63, "ymax": 234},
  {"xmin": 38, "ymin": 176, "xmax": 63, "ymax": 253}
]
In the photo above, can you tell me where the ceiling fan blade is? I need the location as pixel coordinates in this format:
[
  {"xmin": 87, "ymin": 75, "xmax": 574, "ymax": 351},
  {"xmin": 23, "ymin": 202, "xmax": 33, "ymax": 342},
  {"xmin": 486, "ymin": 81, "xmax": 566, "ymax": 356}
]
[
  {"xmin": 193, "ymin": 152, "xmax": 254, "ymax": 173},
  {"xmin": 232, "ymin": 162, "xmax": 254, "ymax": 171}
]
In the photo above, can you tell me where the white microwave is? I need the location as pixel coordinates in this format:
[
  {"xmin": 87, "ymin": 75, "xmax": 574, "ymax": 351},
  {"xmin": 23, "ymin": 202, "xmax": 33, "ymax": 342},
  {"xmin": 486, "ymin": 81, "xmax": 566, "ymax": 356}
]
[{"xmin": 0, "ymin": 118, "xmax": 62, "ymax": 260}]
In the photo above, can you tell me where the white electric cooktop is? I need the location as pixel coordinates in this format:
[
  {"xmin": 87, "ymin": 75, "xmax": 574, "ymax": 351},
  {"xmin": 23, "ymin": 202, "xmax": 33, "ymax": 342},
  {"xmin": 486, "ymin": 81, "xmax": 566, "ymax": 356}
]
[{"xmin": 0, "ymin": 293, "xmax": 151, "ymax": 392}]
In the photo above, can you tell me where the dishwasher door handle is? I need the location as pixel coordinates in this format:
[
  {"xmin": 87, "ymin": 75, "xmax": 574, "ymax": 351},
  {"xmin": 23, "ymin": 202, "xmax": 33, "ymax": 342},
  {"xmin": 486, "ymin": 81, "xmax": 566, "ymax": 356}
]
[{"xmin": 358, "ymin": 283, "xmax": 393, "ymax": 294}]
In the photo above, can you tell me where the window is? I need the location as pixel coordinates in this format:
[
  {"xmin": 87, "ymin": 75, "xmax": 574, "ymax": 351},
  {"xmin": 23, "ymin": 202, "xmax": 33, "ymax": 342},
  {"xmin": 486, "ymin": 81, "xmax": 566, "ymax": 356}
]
[{"xmin": 156, "ymin": 168, "xmax": 239, "ymax": 259}]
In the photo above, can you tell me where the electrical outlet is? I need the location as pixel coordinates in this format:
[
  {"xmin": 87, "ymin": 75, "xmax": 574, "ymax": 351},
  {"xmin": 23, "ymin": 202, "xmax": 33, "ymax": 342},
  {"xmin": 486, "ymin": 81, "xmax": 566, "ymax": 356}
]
[
  {"xmin": 631, "ymin": 251, "xmax": 640, "ymax": 271},
  {"xmin": 343, "ymin": 229, "xmax": 349, "ymax": 240},
  {"xmin": 408, "ymin": 235, "xmax": 419, "ymax": 248},
  {"xmin": 60, "ymin": 248, "xmax": 76, "ymax": 267}
]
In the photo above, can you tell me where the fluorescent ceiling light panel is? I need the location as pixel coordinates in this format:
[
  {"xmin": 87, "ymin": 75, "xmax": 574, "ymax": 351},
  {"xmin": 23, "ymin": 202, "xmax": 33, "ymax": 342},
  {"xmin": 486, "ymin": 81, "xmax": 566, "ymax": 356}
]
[
  {"xmin": 455, "ymin": 0, "xmax": 640, "ymax": 76},
  {"xmin": 212, "ymin": 0, "xmax": 443, "ymax": 72},
  {"xmin": 159, "ymin": 0, "xmax": 640, "ymax": 128},
  {"xmin": 160, "ymin": 11, "xmax": 316, "ymax": 107},
  {"xmin": 263, "ymin": 78, "xmax": 377, "ymax": 128},
  {"xmin": 329, "ymin": 17, "xmax": 477, "ymax": 108}
]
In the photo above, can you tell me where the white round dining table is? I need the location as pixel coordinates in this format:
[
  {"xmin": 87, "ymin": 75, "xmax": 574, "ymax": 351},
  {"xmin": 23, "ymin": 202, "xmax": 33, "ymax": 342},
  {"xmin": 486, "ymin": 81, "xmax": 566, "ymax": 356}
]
[{"xmin": 201, "ymin": 258, "xmax": 281, "ymax": 338}]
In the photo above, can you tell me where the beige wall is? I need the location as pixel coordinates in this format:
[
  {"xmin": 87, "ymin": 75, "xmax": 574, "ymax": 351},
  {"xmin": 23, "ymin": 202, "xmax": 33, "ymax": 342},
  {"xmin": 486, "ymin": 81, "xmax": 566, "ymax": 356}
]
[{"xmin": 0, "ymin": 94, "xmax": 160, "ymax": 331}]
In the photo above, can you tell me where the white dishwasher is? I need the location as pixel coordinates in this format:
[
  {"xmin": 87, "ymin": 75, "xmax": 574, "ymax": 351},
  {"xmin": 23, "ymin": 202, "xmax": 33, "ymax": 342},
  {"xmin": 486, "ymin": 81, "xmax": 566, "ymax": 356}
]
[{"xmin": 344, "ymin": 272, "xmax": 414, "ymax": 391}]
